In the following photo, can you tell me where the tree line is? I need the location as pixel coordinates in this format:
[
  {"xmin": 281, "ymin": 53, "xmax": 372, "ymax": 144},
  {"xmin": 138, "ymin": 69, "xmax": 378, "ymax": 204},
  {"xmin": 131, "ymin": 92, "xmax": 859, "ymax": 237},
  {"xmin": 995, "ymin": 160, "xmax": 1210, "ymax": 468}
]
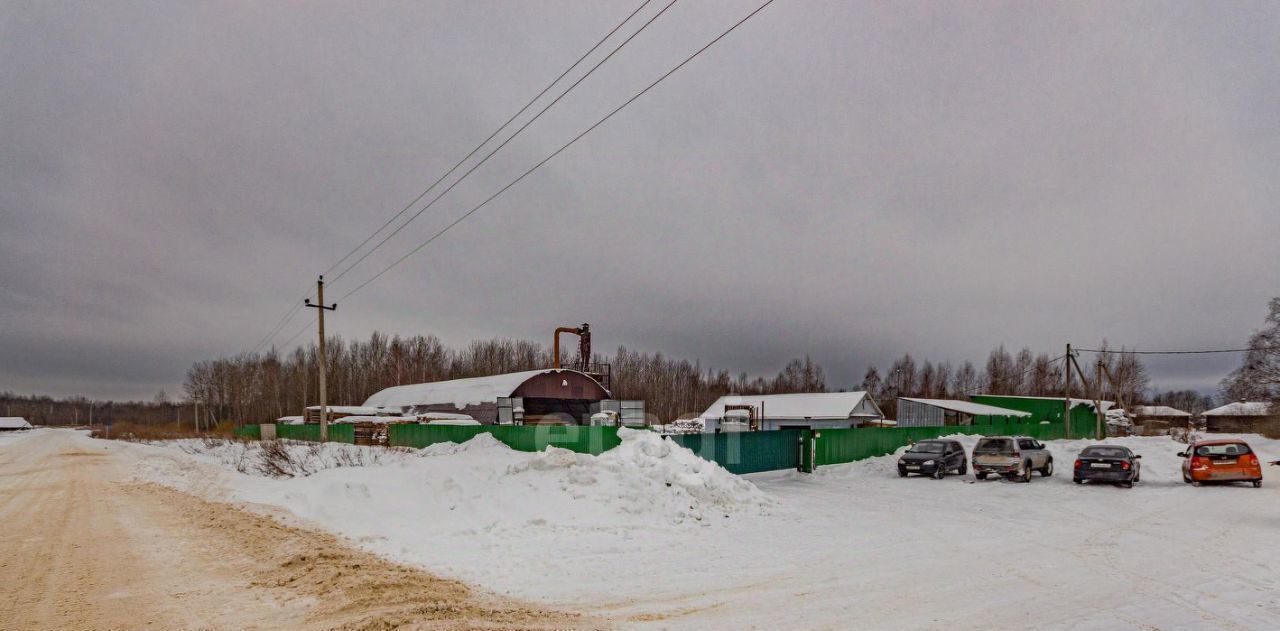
[
  {"xmin": 859, "ymin": 342, "xmax": 1151, "ymax": 418},
  {"xmin": 27, "ymin": 293, "xmax": 1280, "ymax": 428}
]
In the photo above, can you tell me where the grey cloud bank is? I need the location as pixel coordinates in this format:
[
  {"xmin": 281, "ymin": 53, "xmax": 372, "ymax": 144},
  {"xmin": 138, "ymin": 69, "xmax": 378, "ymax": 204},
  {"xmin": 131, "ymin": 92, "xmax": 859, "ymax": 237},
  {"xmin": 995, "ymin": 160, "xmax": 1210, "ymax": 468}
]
[{"xmin": 2, "ymin": 1, "xmax": 1277, "ymax": 400}]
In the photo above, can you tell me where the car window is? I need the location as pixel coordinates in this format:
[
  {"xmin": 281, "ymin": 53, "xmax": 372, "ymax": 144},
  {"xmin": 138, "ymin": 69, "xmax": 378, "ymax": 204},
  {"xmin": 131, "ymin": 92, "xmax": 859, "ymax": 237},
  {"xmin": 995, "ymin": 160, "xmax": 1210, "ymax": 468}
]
[
  {"xmin": 1196, "ymin": 443, "xmax": 1251, "ymax": 457},
  {"xmin": 975, "ymin": 438, "xmax": 1015, "ymax": 455},
  {"xmin": 1018, "ymin": 439, "xmax": 1036, "ymax": 450},
  {"xmin": 1082, "ymin": 447, "xmax": 1128, "ymax": 458},
  {"xmin": 908, "ymin": 442, "xmax": 946, "ymax": 454}
]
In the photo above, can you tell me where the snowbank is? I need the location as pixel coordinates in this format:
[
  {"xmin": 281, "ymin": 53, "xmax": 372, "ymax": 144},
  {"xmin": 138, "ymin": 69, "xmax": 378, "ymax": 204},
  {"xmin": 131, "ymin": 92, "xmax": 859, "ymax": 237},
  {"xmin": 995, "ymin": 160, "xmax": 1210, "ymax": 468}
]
[{"xmin": 143, "ymin": 438, "xmax": 416, "ymax": 478}]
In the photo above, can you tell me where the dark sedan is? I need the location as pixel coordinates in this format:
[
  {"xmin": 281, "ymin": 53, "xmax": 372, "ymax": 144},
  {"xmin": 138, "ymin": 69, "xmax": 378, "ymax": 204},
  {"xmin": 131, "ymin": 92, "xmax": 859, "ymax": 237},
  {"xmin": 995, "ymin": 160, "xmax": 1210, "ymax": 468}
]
[
  {"xmin": 898, "ymin": 439, "xmax": 967, "ymax": 479},
  {"xmin": 1073, "ymin": 445, "xmax": 1141, "ymax": 487}
]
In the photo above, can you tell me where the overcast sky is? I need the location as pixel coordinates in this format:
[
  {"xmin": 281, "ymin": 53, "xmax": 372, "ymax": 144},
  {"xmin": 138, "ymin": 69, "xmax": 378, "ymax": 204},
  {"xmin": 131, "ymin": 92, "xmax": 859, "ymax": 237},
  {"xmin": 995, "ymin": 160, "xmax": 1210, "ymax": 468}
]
[{"xmin": 2, "ymin": 0, "xmax": 1278, "ymax": 401}]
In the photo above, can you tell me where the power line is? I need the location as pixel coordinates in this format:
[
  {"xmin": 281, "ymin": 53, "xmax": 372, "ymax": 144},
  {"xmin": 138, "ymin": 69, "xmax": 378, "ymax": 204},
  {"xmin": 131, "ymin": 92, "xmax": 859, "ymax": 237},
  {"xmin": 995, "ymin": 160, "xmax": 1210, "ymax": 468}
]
[
  {"xmin": 249, "ymin": 285, "xmax": 312, "ymax": 355},
  {"xmin": 248, "ymin": 0, "xmax": 656, "ymax": 355},
  {"xmin": 321, "ymin": 0, "xmax": 657, "ymax": 281},
  {"xmin": 334, "ymin": 0, "xmax": 779, "ymax": 303},
  {"xmin": 1077, "ymin": 347, "xmax": 1280, "ymax": 355},
  {"xmin": 327, "ymin": 0, "xmax": 678, "ymax": 288}
]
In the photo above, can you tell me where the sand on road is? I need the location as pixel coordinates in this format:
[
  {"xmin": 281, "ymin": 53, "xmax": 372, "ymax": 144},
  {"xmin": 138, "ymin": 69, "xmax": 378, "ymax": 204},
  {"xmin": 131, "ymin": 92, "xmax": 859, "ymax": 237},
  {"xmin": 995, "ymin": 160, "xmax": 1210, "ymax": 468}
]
[{"xmin": 0, "ymin": 430, "xmax": 599, "ymax": 630}]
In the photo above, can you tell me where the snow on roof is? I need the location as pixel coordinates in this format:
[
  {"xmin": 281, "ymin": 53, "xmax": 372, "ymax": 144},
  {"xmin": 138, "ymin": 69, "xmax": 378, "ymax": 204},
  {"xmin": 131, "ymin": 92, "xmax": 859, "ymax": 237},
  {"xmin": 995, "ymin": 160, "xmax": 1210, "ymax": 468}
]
[
  {"xmin": 701, "ymin": 392, "xmax": 881, "ymax": 420},
  {"xmin": 1131, "ymin": 405, "xmax": 1192, "ymax": 417},
  {"xmin": 971, "ymin": 394, "xmax": 1116, "ymax": 412},
  {"xmin": 331, "ymin": 415, "xmax": 417, "ymax": 425},
  {"xmin": 899, "ymin": 398, "xmax": 1032, "ymax": 417},
  {"xmin": 1203, "ymin": 401, "xmax": 1273, "ymax": 416},
  {"xmin": 276, "ymin": 415, "xmax": 305, "ymax": 423},
  {"xmin": 362, "ymin": 369, "xmax": 584, "ymax": 410},
  {"xmin": 0, "ymin": 417, "xmax": 32, "ymax": 429},
  {"xmin": 414, "ymin": 412, "xmax": 478, "ymax": 421},
  {"xmin": 304, "ymin": 405, "xmax": 386, "ymax": 415}
]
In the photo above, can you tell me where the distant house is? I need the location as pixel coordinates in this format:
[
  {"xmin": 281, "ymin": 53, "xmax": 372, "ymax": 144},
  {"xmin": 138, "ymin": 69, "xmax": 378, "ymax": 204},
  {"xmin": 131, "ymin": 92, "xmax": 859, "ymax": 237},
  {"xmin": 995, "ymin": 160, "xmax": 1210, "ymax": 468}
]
[
  {"xmin": 0, "ymin": 417, "xmax": 32, "ymax": 431},
  {"xmin": 897, "ymin": 398, "xmax": 1031, "ymax": 427},
  {"xmin": 1129, "ymin": 405, "xmax": 1191, "ymax": 434},
  {"xmin": 699, "ymin": 392, "xmax": 884, "ymax": 432},
  {"xmin": 1202, "ymin": 401, "xmax": 1273, "ymax": 433}
]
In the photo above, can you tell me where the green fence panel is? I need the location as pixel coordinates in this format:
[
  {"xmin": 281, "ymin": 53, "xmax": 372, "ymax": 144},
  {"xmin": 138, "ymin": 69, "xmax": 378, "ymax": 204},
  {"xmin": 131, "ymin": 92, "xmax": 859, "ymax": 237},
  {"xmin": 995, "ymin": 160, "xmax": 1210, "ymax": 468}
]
[
  {"xmin": 815, "ymin": 421, "xmax": 1074, "ymax": 467},
  {"xmin": 273, "ymin": 423, "xmax": 355, "ymax": 444},
  {"xmin": 668, "ymin": 429, "xmax": 804, "ymax": 475},
  {"xmin": 233, "ymin": 424, "xmax": 260, "ymax": 440},
  {"xmin": 387, "ymin": 424, "xmax": 625, "ymax": 455}
]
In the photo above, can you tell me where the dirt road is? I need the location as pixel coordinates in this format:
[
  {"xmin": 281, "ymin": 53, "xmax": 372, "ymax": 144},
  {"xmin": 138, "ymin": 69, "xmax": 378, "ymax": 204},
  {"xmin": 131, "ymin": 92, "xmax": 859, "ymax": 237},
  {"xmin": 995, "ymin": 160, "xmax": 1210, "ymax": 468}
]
[{"xmin": 0, "ymin": 430, "xmax": 598, "ymax": 630}]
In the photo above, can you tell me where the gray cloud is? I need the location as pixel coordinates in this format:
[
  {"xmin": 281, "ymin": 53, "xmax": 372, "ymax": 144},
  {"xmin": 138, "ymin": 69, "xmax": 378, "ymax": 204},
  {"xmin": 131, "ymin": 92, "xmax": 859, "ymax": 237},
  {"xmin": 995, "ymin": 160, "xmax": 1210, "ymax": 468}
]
[{"xmin": 3, "ymin": 1, "xmax": 1278, "ymax": 400}]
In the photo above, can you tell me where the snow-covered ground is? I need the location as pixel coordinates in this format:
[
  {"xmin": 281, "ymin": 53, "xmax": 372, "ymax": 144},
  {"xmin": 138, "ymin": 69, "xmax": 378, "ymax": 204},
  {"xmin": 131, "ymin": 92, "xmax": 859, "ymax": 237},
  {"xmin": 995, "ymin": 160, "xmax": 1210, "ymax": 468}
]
[{"xmin": 129, "ymin": 430, "xmax": 1280, "ymax": 630}]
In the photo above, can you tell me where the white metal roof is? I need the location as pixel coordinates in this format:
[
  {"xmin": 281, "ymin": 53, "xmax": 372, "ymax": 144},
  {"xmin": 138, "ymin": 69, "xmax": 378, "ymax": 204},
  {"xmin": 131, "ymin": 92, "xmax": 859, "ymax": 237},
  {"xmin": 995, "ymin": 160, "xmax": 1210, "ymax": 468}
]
[
  {"xmin": 971, "ymin": 394, "xmax": 1116, "ymax": 412},
  {"xmin": 700, "ymin": 392, "xmax": 882, "ymax": 420},
  {"xmin": 1203, "ymin": 401, "xmax": 1272, "ymax": 416},
  {"xmin": 1131, "ymin": 405, "xmax": 1192, "ymax": 417},
  {"xmin": 899, "ymin": 398, "xmax": 1032, "ymax": 417},
  {"xmin": 0, "ymin": 417, "xmax": 32, "ymax": 429},
  {"xmin": 362, "ymin": 369, "xmax": 584, "ymax": 410}
]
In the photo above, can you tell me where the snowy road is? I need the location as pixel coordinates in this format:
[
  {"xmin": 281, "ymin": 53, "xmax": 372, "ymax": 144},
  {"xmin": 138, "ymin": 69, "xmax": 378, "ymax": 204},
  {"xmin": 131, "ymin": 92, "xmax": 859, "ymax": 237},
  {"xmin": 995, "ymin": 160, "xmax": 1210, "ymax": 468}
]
[
  {"xmin": 0, "ymin": 430, "xmax": 596, "ymax": 630},
  {"xmin": 132, "ymin": 430, "xmax": 1280, "ymax": 630}
]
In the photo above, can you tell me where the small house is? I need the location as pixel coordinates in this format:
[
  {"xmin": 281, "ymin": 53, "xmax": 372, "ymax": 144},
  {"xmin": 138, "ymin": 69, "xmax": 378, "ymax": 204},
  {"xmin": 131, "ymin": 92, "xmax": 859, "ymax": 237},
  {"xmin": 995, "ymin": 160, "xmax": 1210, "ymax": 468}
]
[
  {"xmin": 1129, "ymin": 405, "xmax": 1191, "ymax": 435},
  {"xmin": 0, "ymin": 417, "xmax": 33, "ymax": 431},
  {"xmin": 1202, "ymin": 401, "xmax": 1273, "ymax": 433}
]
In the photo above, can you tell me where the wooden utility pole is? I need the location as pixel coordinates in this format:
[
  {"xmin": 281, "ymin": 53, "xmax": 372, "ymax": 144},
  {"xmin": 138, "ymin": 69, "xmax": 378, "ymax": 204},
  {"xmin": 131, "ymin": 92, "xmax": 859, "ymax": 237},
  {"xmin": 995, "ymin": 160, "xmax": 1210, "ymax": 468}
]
[
  {"xmin": 1063, "ymin": 344, "xmax": 1072, "ymax": 438},
  {"xmin": 305, "ymin": 276, "xmax": 337, "ymax": 442},
  {"xmin": 1068, "ymin": 353, "xmax": 1105, "ymax": 440}
]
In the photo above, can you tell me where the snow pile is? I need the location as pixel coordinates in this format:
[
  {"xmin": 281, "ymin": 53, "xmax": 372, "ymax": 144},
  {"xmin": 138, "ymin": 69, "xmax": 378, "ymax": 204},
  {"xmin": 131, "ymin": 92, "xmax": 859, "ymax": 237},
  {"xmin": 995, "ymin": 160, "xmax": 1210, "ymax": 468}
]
[
  {"xmin": 419, "ymin": 431, "xmax": 507, "ymax": 456},
  {"xmin": 506, "ymin": 428, "xmax": 775, "ymax": 522}
]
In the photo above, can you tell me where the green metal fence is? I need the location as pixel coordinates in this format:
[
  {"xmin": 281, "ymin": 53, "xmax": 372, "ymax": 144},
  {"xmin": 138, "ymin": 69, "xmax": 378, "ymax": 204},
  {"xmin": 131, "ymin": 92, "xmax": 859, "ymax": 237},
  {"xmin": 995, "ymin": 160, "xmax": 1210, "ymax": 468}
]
[
  {"xmin": 812, "ymin": 420, "xmax": 1091, "ymax": 467},
  {"xmin": 668, "ymin": 429, "xmax": 807, "ymax": 475},
  {"xmin": 387, "ymin": 424, "xmax": 624, "ymax": 455},
  {"xmin": 233, "ymin": 425, "xmax": 260, "ymax": 440},
  {"xmin": 233, "ymin": 423, "xmax": 355, "ymax": 444}
]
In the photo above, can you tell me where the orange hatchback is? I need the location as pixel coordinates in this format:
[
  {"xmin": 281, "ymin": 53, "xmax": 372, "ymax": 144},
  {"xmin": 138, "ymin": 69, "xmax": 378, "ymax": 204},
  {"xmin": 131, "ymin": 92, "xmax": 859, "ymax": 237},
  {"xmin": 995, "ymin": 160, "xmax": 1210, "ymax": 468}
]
[{"xmin": 1179, "ymin": 439, "xmax": 1263, "ymax": 488}]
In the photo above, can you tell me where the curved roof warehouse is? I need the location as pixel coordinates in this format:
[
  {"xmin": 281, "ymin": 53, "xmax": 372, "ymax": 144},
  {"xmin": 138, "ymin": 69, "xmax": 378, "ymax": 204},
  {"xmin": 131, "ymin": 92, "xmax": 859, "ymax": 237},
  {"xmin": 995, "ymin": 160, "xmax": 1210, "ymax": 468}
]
[{"xmin": 362, "ymin": 369, "xmax": 611, "ymax": 425}]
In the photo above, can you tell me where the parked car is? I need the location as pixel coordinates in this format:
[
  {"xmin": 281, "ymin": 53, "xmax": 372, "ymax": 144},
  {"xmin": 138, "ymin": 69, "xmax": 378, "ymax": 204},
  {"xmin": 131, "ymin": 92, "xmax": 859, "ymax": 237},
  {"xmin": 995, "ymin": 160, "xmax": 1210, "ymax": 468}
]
[
  {"xmin": 1072, "ymin": 445, "xmax": 1141, "ymax": 487},
  {"xmin": 1179, "ymin": 439, "xmax": 1263, "ymax": 488},
  {"xmin": 972, "ymin": 436, "xmax": 1053, "ymax": 482},
  {"xmin": 897, "ymin": 439, "xmax": 967, "ymax": 479}
]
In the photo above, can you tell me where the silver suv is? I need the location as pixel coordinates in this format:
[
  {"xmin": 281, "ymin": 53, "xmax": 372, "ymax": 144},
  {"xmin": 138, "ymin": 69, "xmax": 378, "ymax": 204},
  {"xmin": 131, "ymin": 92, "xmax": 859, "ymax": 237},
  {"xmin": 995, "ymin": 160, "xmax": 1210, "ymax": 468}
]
[{"xmin": 972, "ymin": 436, "xmax": 1054, "ymax": 482}]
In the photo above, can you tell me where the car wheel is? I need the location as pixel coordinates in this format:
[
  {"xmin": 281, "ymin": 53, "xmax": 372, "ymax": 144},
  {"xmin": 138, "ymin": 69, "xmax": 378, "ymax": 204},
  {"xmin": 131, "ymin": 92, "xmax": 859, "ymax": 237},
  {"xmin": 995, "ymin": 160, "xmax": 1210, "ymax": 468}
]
[
  {"xmin": 1121, "ymin": 480, "xmax": 1133, "ymax": 488},
  {"xmin": 1073, "ymin": 477, "xmax": 1082, "ymax": 484},
  {"xmin": 958, "ymin": 461, "xmax": 968, "ymax": 475},
  {"xmin": 1191, "ymin": 480, "xmax": 1202, "ymax": 487},
  {"xmin": 1183, "ymin": 473, "xmax": 1192, "ymax": 484},
  {"xmin": 897, "ymin": 468, "xmax": 907, "ymax": 478},
  {"xmin": 1134, "ymin": 471, "xmax": 1140, "ymax": 483},
  {"xmin": 976, "ymin": 472, "xmax": 987, "ymax": 480},
  {"xmin": 1253, "ymin": 480, "xmax": 1262, "ymax": 488},
  {"xmin": 1022, "ymin": 463, "xmax": 1033, "ymax": 483},
  {"xmin": 1041, "ymin": 459, "xmax": 1054, "ymax": 477},
  {"xmin": 933, "ymin": 465, "xmax": 945, "ymax": 480}
]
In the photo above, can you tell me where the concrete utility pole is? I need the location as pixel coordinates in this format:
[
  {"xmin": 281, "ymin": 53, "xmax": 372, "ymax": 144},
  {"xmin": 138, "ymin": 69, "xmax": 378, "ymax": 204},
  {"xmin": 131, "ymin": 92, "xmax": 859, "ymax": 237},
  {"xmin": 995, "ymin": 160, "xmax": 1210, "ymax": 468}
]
[{"xmin": 305, "ymin": 275, "xmax": 337, "ymax": 442}]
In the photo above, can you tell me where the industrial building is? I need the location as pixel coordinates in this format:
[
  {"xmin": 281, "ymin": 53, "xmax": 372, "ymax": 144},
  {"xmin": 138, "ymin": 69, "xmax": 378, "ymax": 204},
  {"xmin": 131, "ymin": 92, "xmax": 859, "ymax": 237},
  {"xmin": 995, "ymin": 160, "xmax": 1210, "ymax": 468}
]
[
  {"xmin": 699, "ymin": 392, "xmax": 884, "ymax": 432},
  {"xmin": 1202, "ymin": 401, "xmax": 1273, "ymax": 433},
  {"xmin": 896, "ymin": 398, "xmax": 1031, "ymax": 427},
  {"xmin": 361, "ymin": 368, "xmax": 641, "ymax": 426},
  {"xmin": 967, "ymin": 394, "xmax": 1114, "ymax": 427}
]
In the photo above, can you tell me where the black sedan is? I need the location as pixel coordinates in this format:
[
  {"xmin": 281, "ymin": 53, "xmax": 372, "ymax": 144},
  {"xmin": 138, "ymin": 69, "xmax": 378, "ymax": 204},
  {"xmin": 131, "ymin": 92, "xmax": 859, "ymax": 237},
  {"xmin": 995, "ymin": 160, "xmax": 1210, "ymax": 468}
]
[
  {"xmin": 1073, "ymin": 445, "xmax": 1141, "ymax": 487},
  {"xmin": 898, "ymin": 439, "xmax": 967, "ymax": 479}
]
